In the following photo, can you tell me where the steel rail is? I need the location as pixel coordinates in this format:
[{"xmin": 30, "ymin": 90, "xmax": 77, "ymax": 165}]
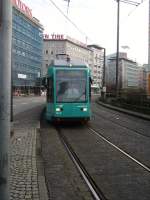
[
  {"xmin": 92, "ymin": 109, "xmax": 150, "ymax": 139},
  {"xmin": 57, "ymin": 130, "xmax": 108, "ymax": 200},
  {"xmin": 89, "ymin": 127, "xmax": 150, "ymax": 173}
]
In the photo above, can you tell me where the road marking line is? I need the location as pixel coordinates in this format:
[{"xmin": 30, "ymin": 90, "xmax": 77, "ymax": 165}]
[{"xmin": 89, "ymin": 127, "xmax": 150, "ymax": 173}]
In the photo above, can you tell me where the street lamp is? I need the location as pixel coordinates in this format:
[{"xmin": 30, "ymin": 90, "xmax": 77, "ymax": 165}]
[{"xmin": 115, "ymin": 0, "xmax": 140, "ymax": 97}]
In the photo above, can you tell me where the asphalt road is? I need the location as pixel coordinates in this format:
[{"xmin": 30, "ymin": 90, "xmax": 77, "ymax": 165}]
[
  {"xmin": 40, "ymin": 98, "xmax": 150, "ymax": 200},
  {"xmin": 13, "ymin": 96, "xmax": 46, "ymax": 115}
]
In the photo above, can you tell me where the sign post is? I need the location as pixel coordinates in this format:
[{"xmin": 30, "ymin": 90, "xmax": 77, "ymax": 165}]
[{"xmin": 0, "ymin": 0, "xmax": 12, "ymax": 199}]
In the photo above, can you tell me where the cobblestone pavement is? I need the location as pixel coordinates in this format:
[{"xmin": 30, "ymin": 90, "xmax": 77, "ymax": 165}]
[
  {"xmin": 10, "ymin": 105, "xmax": 45, "ymax": 200},
  {"xmin": 10, "ymin": 127, "xmax": 39, "ymax": 200}
]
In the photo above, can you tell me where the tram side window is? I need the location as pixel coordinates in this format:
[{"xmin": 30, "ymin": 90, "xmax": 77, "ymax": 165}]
[{"xmin": 47, "ymin": 77, "xmax": 53, "ymax": 102}]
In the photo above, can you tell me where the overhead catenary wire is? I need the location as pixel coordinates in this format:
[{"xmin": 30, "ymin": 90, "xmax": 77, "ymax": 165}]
[
  {"xmin": 47, "ymin": 0, "xmax": 92, "ymax": 42},
  {"xmin": 121, "ymin": 0, "xmax": 147, "ymax": 22},
  {"xmin": 126, "ymin": 0, "xmax": 147, "ymax": 17},
  {"xmin": 120, "ymin": 0, "xmax": 140, "ymax": 6},
  {"xmin": 47, "ymin": 0, "xmax": 146, "ymax": 44}
]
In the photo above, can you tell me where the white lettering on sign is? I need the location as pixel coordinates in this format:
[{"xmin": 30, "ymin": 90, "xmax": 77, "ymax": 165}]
[
  {"xmin": 12, "ymin": 0, "xmax": 32, "ymax": 18},
  {"xmin": 18, "ymin": 74, "xmax": 27, "ymax": 79}
]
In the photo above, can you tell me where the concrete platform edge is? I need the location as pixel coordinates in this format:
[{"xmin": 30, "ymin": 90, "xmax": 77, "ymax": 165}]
[{"xmin": 36, "ymin": 127, "xmax": 49, "ymax": 200}]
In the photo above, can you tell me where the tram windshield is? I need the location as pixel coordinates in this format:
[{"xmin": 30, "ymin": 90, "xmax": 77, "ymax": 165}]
[{"xmin": 56, "ymin": 70, "xmax": 87, "ymax": 102}]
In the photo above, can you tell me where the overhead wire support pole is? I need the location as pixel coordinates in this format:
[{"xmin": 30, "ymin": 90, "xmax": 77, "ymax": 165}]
[
  {"xmin": 0, "ymin": 0, "xmax": 12, "ymax": 199},
  {"xmin": 116, "ymin": 0, "xmax": 120, "ymax": 98},
  {"xmin": 115, "ymin": 0, "xmax": 141, "ymax": 97},
  {"xmin": 66, "ymin": 0, "xmax": 70, "ymax": 15}
]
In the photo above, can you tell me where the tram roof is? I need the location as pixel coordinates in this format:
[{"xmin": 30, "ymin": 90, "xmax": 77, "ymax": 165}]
[{"xmin": 49, "ymin": 59, "xmax": 89, "ymax": 68}]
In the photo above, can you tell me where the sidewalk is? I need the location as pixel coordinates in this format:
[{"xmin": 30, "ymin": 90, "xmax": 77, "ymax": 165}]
[
  {"xmin": 97, "ymin": 100, "xmax": 150, "ymax": 121},
  {"xmin": 10, "ymin": 107, "xmax": 48, "ymax": 200},
  {"xmin": 10, "ymin": 127, "xmax": 39, "ymax": 200}
]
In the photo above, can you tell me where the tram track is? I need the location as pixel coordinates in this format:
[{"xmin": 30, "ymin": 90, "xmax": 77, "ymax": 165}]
[
  {"xmin": 57, "ymin": 128, "xmax": 108, "ymax": 200},
  {"xmin": 92, "ymin": 108, "xmax": 150, "ymax": 139},
  {"xmin": 88, "ymin": 127, "xmax": 150, "ymax": 173},
  {"xmin": 57, "ymin": 124, "xmax": 150, "ymax": 200},
  {"xmin": 91, "ymin": 108, "xmax": 150, "ymax": 170}
]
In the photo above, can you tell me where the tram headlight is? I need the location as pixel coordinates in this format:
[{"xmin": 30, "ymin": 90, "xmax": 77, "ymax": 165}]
[
  {"xmin": 83, "ymin": 108, "xmax": 87, "ymax": 112},
  {"xmin": 56, "ymin": 108, "xmax": 61, "ymax": 112}
]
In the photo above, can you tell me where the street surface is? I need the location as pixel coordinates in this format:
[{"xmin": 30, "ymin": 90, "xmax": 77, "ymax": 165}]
[
  {"xmin": 11, "ymin": 96, "xmax": 150, "ymax": 200},
  {"xmin": 40, "ymin": 97, "xmax": 150, "ymax": 200},
  {"xmin": 13, "ymin": 96, "xmax": 45, "ymax": 115}
]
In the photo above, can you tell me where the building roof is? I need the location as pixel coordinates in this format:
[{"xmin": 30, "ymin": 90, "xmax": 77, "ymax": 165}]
[
  {"xmin": 87, "ymin": 44, "xmax": 105, "ymax": 50},
  {"xmin": 108, "ymin": 56, "xmax": 137, "ymax": 64},
  {"xmin": 43, "ymin": 38, "xmax": 92, "ymax": 51}
]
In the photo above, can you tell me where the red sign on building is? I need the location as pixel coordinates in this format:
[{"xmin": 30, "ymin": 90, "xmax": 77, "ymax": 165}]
[
  {"xmin": 12, "ymin": 0, "xmax": 32, "ymax": 18},
  {"xmin": 43, "ymin": 34, "xmax": 64, "ymax": 40}
]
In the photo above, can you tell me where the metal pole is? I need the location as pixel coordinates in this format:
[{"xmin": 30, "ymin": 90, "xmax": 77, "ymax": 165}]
[
  {"xmin": 116, "ymin": 0, "xmax": 120, "ymax": 97},
  {"xmin": 0, "ymin": 0, "xmax": 12, "ymax": 199},
  {"xmin": 66, "ymin": 0, "xmax": 70, "ymax": 15},
  {"xmin": 11, "ymin": 55, "xmax": 13, "ymax": 122},
  {"xmin": 102, "ymin": 48, "xmax": 106, "ymax": 87},
  {"xmin": 148, "ymin": 0, "xmax": 150, "ymax": 67}
]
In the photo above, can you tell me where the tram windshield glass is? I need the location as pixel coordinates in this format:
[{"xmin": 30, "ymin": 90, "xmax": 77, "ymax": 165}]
[{"xmin": 56, "ymin": 70, "xmax": 87, "ymax": 102}]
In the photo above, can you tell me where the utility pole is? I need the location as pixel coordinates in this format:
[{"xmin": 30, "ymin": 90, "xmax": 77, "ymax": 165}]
[
  {"xmin": 115, "ymin": 0, "xmax": 140, "ymax": 97},
  {"xmin": 148, "ymin": 0, "xmax": 150, "ymax": 67},
  {"xmin": 116, "ymin": 0, "xmax": 120, "ymax": 98},
  {"xmin": 63, "ymin": 0, "xmax": 71, "ymax": 36},
  {"xmin": 63, "ymin": 0, "xmax": 71, "ymax": 15},
  {"xmin": 0, "ymin": 0, "xmax": 12, "ymax": 199},
  {"xmin": 102, "ymin": 47, "xmax": 106, "ymax": 100},
  {"xmin": 101, "ymin": 48, "xmax": 106, "ymax": 90},
  {"xmin": 67, "ymin": 0, "xmax": 70, "ymax": 15}
]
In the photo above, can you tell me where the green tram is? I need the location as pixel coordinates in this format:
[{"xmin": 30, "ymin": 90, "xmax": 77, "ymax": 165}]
[{"xmin": 44, "ymin": 59, "xmax": 92, "ymax": 122}]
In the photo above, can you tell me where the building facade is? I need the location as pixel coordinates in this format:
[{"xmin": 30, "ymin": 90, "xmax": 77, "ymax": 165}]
[
  {"xmin": 12, "ymin": 0, "xmax": 43, "ymax": 94},
  {"xmin": 42, "ymin": 35, "xmax": 91, "ymax": 76},
  {"xmin": 139, "ymin": 65, "xmax": 147, "ymax": 91},
  {"xmin": 87, "ymin": 45, "xmax": 105, "ymax": 92},
  {"xmin": 144, "ymin": 64, "xmax": 150, "ymax": 97},
  {"xmin": 106, "ymin": 53, "xmax": 141, "ymax": 94}
]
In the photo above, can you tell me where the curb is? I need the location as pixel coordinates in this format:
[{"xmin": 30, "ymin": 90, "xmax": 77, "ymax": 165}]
[
  {"xmin": 36, "ymin": 127, "xmax": 49, "ymax": 200},
  {"xmin": 97, "ymin": 100, "xmax": 150, "ymax": 121}
]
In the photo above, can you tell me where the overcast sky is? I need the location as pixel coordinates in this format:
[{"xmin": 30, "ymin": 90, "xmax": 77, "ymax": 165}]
[{"xmin": 23, "ymin": 0, "xmax": 149, "ymax": 64}]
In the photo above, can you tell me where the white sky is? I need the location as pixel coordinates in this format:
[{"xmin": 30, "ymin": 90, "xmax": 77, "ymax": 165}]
[{"xmin": 23, "ymin": 0, "xmax": 149, "ymax": 64}]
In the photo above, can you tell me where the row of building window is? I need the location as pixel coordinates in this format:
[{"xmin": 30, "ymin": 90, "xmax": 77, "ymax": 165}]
[
  {"xmin": 13, "ymin": 21, "xmax": 42, "ymax": 42},
  {"xmin": 12, "ymin": 37, "xmax": 42, "ymax": 54},
  {"xmin": 13, "ymin": 71, "xmax": 38, "ymax": 80},
  {"xmin": 13, "ymin": 12, "xmax": 38, "ymax": 33},
  {"xmin": 12, "ymin": 46, "xmax": 42, "ymax": 62},
  {"xmin": 12, "ymin": 29, "xmax": 42, "ymax": 48},
  {"xmin": 13, "ymin": 62, "xmax": 40, "ymax": 74}
]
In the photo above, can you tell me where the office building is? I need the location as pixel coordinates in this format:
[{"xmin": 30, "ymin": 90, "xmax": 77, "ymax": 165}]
[
  {"xmin": 106, "ymin": 53, "xmax": 140, "ymax": 93},
  {"xmin": 12, "ymin": 0, "xmax": 43, "ymax": 94},
  {"xmin": 87, "ymin": 45, "xmax": 105, "ymax": 92}
]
